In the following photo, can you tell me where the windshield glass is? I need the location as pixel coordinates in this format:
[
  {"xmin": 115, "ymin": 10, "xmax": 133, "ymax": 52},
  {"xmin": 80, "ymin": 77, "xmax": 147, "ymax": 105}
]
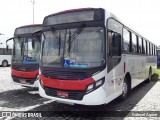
[
  {"xmin": 42, "ymin": 30, "xmax": 65, "ymax": 67},
  {"xmin": 12, "ymin": 38, "xmax": 23, "ymax": 62},
  {"xmin": 23, "ymin": 37, "xmax": 41, "ymax": 64},
  {"xmin": 12, "ymin": 37, "xmax": 41, "ymax": 64},
  {"xmin": 42, "ymin": 27, "xmax": 105, "ymax": 68}
]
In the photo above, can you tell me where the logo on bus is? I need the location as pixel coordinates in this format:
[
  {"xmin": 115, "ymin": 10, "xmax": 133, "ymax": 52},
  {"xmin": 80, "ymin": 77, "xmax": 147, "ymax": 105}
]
[{"xmin": 59, "ymin": 81, "xmax": 64, "ymax": 88}]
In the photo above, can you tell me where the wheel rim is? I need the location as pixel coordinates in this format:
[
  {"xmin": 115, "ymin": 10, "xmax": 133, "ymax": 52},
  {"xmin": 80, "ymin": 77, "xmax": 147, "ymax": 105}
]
[
  {"xmin": 3, "ymin": 61, "xmax": 7, "ymax": 67},
  {"xmin": 122, "ymin": 81, "xmax": 128, "ymax": 96}
]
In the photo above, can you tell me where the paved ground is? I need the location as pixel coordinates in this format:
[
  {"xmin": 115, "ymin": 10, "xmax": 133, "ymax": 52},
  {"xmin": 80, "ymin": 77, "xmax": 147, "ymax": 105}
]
[{"xmin": 0, "ymin": 67, "xmax": 160, "ymax": 120}]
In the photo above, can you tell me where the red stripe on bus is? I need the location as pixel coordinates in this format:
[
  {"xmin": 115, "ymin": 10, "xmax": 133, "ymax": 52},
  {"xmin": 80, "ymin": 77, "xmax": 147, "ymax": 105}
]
[
  {"xmin": 40, "ymin": 74, "xmax": 95, "ymax": 90},
  {"xmin": 12, "ymin": 69, "xmax": 38, "ymax": 79}
]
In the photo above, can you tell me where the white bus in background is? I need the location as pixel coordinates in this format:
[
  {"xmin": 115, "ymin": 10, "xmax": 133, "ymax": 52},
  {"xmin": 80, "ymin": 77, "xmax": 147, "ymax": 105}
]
[
  {"xmin": 38, "ymin": 8, "xmax": 157, "ymax": 105},
  {"xmin": 0, "ymin": 46, "xmax": 12, "ymax": 67}
]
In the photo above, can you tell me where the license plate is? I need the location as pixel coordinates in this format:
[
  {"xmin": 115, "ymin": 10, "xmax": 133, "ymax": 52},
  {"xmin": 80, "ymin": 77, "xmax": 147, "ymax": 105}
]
[
  {"xmin": 57, "ymin": 91, "xmax": 68, "ymax": 98},
  {"xmin": 19, "ymin": 79, "xmax": 27, "ymax": 84}
]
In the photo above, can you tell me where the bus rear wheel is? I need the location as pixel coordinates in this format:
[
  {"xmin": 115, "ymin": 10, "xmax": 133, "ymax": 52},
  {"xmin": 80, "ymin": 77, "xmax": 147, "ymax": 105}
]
[
  {"xmin": 119, "ymin": 78, "xmax": 129, "ymax": 101},
  {"xmin": 2, "ymin": 60, "xmax": 8, "ymax": 67}
]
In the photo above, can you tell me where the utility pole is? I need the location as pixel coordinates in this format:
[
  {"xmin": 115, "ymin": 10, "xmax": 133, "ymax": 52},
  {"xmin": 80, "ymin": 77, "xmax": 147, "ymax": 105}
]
[{"xmin": 31, "ymin": 0, "xmax": 35, "ymax": 24}]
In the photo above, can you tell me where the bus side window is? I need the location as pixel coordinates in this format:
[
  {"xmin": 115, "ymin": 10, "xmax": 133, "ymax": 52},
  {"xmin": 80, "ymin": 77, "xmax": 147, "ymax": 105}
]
[
  {"xmin": 138, "ymin": 37, "xmax": 143, "ymax": 54},
  {"xmin": 123, "ymin": 28, "xmax": 130, "ymax": 53},
  {"xmin": 132, "ymin": 33, "xmax": 137, "ymax": 53},
  {"xmin": 108, "ymin": 30, "xmax": 121, "ymax": 56},
  {"xmin": 0, "ymin": 48, "xmax": 3, "ymax": 55}
]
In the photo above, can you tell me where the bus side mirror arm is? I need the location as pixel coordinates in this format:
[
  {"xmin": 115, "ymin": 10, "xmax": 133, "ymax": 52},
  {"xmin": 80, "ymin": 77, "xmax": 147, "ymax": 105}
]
[
  {"xmin": 6, "ymin": 37, "xmax": 14, "ymax": 52},
  {"xmin": 6, "ymin": 45, "xmax": 9, "ymax": 52}
]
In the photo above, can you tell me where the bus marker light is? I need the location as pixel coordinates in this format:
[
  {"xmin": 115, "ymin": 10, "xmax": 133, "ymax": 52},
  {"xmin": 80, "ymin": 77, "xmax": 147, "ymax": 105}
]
[{"xmin": 96, "ymin": 80, "xmax": 103, "ymax": 87}]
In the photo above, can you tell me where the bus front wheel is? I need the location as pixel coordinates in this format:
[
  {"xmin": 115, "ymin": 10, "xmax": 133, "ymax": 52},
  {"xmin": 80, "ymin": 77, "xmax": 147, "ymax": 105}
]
[
  {"xmin": 2, "ymin": 60, "xmax": 8, "ymax": 67},
  {"xmin": 119, "ymin": 78, "xmax": 129, "ymax": 101}
]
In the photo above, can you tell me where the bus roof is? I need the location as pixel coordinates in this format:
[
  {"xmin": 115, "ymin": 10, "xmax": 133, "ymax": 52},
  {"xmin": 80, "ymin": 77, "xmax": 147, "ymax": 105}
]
[
  {"xmin": 17, "ymin": 24, "xmax": 42, "ymax": 29},
  {"xmin": 14, "ymin": 24, "xmax": 42, "ymax": 35}
]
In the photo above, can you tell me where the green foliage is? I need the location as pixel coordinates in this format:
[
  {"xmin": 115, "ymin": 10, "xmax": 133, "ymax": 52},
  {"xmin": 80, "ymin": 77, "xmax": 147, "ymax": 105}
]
[{"xmin": 152, "ymin": 69, "xmax": 160, "ymax": 81}]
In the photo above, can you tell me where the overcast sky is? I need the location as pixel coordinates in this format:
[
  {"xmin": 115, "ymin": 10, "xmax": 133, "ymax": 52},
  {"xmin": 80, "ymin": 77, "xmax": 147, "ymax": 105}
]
[{"xmin": 0, "ymin": 0, "xmax": 160, "ymax": 47}]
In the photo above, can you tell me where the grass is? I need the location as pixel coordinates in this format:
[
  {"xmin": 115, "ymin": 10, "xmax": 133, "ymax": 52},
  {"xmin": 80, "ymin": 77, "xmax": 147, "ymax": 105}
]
[{"xmin": 152, "ymin": 68, "xmax": 160, "ymax": 81}]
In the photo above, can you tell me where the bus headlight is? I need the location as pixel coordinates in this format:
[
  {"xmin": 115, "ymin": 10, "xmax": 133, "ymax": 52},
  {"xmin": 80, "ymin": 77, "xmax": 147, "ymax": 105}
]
[
  {"xmin": 87, "ymin": 84, "xmax": 94, "ymax": 91},
  {"xmin": 86, "ymin": 78, "xmax": 105, "ymax": 94}
]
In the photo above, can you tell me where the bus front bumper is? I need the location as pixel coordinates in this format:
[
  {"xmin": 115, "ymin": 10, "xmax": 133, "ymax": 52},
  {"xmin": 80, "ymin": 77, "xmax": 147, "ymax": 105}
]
[
  {"xmin": 38, "ymin": 82, "xmax": 107, "ymax": 105},
  {"xmin": 11, "ymin": 75, "xmax": 39, "ymax": 87}
]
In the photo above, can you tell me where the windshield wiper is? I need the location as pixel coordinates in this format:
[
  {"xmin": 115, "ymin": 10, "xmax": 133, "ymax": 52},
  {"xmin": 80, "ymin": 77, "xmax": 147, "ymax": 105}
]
[
  {"xmin": 67, "ymin": 23, "xmax": 86, "ymax": 52},
  {"xmin": 50, "ymin": 27, "xmax": 61, "ymax": 56}
]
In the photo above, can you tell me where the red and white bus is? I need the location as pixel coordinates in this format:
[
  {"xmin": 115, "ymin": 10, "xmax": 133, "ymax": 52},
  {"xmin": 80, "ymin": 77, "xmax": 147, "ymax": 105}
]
[
  {"xmin": 39, "ymin": 8, "xmax": 157, "ymax": 105},
  {"xmin": 6, "ymin": 24, "xmax": 42, "ymax": 87}
]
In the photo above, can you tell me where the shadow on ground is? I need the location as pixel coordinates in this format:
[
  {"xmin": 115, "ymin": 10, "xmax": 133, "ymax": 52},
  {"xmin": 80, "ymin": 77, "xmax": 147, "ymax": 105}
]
[{"xmin": 0, "ymin": 87, "xmax": 48, "ymax": 109}]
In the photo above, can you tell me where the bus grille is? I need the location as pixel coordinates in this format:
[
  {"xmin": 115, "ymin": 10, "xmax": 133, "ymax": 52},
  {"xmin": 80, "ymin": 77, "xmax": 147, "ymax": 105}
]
[
  {"xmin": 42, "ymin": 68, "xmax": 89, "ymax": 80},
  {"xmin": 44, "ymin": 86, "xmax": 85, "ymax": 100},
  {"xmin": 12, "ymin": 64, "xmax": 39, "ymax": 72}
]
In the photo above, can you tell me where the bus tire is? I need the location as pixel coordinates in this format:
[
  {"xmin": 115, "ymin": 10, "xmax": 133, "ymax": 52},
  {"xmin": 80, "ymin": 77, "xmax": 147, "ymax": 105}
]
[
  {"xmin": 2, "ymin": 60, "xmax": 8, "ymax": 67},
  {"xmin": 119, "ymin": 78, "xmax": 129, "ymax": 101},
  {"xmin": 146, "ymin": 67, "xmax": 152, "ymax": 83}
]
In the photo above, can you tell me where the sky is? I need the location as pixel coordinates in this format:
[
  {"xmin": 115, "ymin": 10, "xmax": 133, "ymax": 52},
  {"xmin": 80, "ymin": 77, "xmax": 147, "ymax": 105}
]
[{"xmin": 0, "ymin": 0, "xmax": 160, "ymax": 47}]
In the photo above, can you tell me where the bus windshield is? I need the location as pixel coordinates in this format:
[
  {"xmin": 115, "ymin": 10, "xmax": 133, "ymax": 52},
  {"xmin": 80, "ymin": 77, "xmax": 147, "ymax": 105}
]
[
  {"xmin": 42, "ymin": 27, "xmax": 105, "ymax": 68},
  {"xmin": 12, "ymin": 37, "xmax": 41, "ymax": 64},
  {"xmin": 12, "ymin": 38, "xmax": 23, "ymax": 63}
]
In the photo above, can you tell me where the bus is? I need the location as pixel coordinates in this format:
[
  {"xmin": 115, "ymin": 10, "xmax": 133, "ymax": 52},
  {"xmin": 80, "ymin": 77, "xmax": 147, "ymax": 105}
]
[
  {"xmin": 157, "ymin": 47, "xmax": 160, "ymax": 68},
  {"xmin": 6, "ymin": 24, "xmax": 42, "ymax": 87},
  {"xmin": 0, "ymin": 45, "xmax": 12, "ymax": 67},
  {"xmin": 38, "ymin": 8, "xmax": 157, "ymax": 105}
]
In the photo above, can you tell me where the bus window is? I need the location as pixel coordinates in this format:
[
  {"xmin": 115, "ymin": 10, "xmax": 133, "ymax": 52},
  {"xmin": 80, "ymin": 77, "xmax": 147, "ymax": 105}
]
[
  {"xmin": 3, "ymin": 49, "xmax": 12, "ymax": 55},
  {"xmin": 147, "ymin": 41, "xmax": 150, "ymax": 55},
  {"xmin": 0, "ymin": 48, "xmax": 3, "ymax": 55},
  {"xmin": 132, "ymin": 33, "xmax": 137, "ymax": 53},
  {"xmin": 138, "ymin": 37, "xmax": 142, "ymax": 54},
  {"xmin": 150, "ymin": 43, "xmax": 152, "ymax": 55},
  {"xmin": 146, "ymin": 41, "xmax": 148, "ymax": 55},
  {"xmin": 155, "ymin": 46, "xmax": 157, "ymax": 55},
  {"xmin": 143, "ymin": 39, "xmax": 146, "ymax": 54},
  {"xmin": 123, "ymin": 28, "xmax": 130, "ymax": 53},
  {"xmin": 108, "ymin": 30, "xmax": 121, "ymax": 56}
]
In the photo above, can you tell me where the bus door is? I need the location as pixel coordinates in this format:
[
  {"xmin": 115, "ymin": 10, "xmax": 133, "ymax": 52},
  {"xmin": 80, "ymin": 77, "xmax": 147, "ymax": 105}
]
[{"xmin": 107, "ymin": 18, "xmax": 123, "ymax": 93}]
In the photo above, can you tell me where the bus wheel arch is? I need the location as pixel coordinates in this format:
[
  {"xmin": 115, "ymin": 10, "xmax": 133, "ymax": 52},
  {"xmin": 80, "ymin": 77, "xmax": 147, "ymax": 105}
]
[{"xmin": 2, "ymin": 60, "xmax": 8, "ymax": 67}]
